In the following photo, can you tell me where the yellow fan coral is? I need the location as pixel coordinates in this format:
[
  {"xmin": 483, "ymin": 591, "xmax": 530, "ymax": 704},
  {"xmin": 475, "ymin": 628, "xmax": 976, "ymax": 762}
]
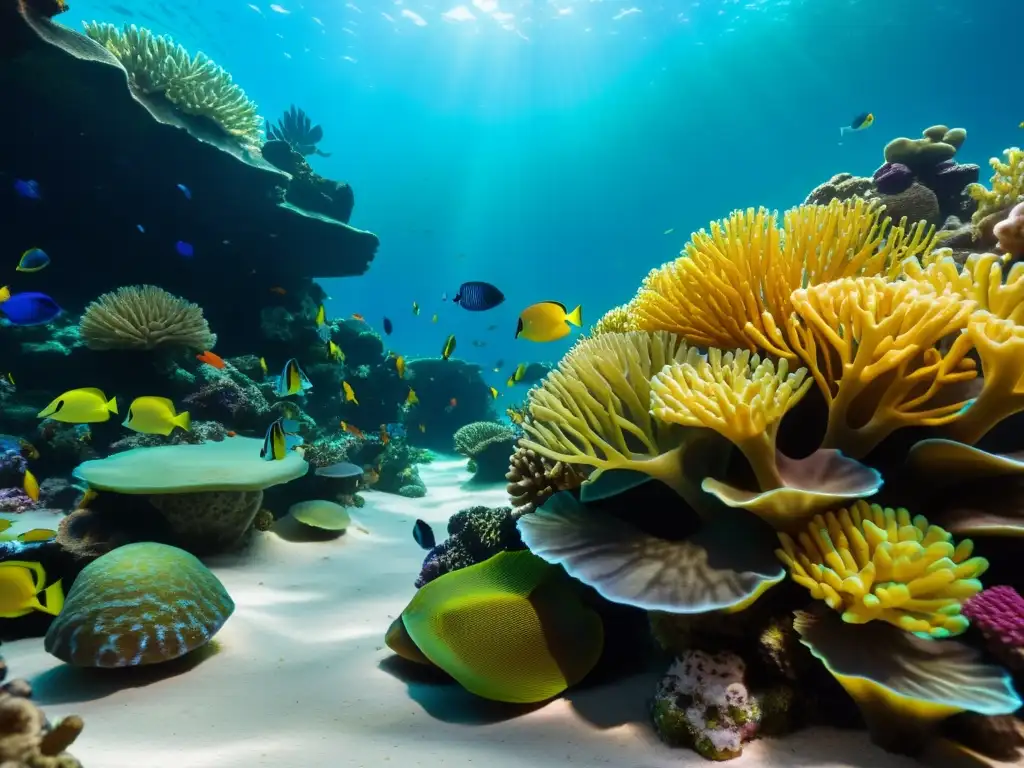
[
  {"xmin": 79, "ymin": 285, "xmax": 217, "ymax": 351},
  {"xmin": 967, "ymin": 147, "xmax": 1024, "ymax": 225},
  {"xmin": 631, "ymin": 199, "xmax": 936, "ymax": 359},
  {"xmin": 650, "ymin": 347, "xmax": 881, "ymax": 529},
  {"xmin": 776, "ymin": 501, "xmax": 987, "ymax": 638},
  {"xmin": 519, "ymin": 330, "xmax": 705, "ymax": 501},
  {"xmin": 788, "ymin": 277, "xmax": 977, "ymax": 458},
  {"xmin": 82, "ymin": 22, "xmax": 263, "ymax": 146}
]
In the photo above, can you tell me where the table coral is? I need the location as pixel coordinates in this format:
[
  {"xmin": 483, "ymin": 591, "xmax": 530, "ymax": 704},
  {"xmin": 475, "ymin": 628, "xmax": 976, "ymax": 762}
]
[
  {"xmin": 962, "ymin": 586, "xmax": 1024, "ymax": 670},
  {"xmin": 651, "ymin": 650, "xmax": 763, "ymax": 760},
  {"xmin": 0, "ymin": 655, "xmax": 84, "ymax": 767},
  {"xmin": 44, "ymin": 542, "xmax": 234, "ymax": 667},
  {"xmin": 776, "ymin": 501, "xmax": 987, "ymax": 638}
]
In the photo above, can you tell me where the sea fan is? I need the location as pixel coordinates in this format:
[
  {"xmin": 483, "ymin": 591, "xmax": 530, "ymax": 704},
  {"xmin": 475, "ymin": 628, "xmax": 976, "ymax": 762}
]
[{"xmin": 266, "ymin": 105, "xmax": 331, "ymax": 157}]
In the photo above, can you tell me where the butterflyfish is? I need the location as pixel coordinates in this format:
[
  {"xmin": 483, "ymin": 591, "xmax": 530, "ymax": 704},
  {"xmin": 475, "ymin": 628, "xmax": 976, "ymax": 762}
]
[
  {"xmin": 515, "ymin": 302, "xmax": 582, "ymax": 343},
  {"xmin": 274, "ymin": 358, "xmax": 313, "ymax": 397},
  {"xmin": 453, "ymin": 281, "xmax": 505, "ymax": 311},
  {"xmin": 123, "ymin": 396, "xmax": 191, "ymax": 436},
  {"xmin": 840, "ymin": 112, "xmax": 874, "ymax": 135},
  {"xmin": 406, "ymin": 388, "xmax": 419, "ymax": 406},
  {"xmin": 23, "ymin": 469, "xmax": 39, "ymax": 502},
  {"xmin": 38, "ymin": 388, "xmax": 118, "ymax": 423},
  {"xmin": 260, "ymin": 417, "xmax": 303, "ymax": 461},
  {"xmin": 0, "ymin": 560, "xmax": 64, "ymax": 619},
  {"xmin": 489, "ymin": 386, "xmax": 499, "ymax": 399},
  {"xmin": 343, "ymin": 381, "xmax": 359, "ymax": 404},
  {"xmin": 196, "ymin": 350, "xmax": 225, "ymax": 369},
  {"xmin": 442, "ymin": 334, "xmax": 456, "ymax": 361},
  {"xmin": 16, "ymin": 248, "xmax": 50, "ymax": 272},
  {"xmin": 327, "ymin": 340, "xmax": 345, "ymax": 362},
  {"xmin": 507, "ymin": 362, "xmax": 528, "ymax": 386}
]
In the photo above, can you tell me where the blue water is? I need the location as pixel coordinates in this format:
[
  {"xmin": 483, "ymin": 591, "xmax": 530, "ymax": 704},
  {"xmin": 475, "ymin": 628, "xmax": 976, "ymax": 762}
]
[{"xmin": 60, "ymin": 0, "xmax": 1020, "ymax": 396}]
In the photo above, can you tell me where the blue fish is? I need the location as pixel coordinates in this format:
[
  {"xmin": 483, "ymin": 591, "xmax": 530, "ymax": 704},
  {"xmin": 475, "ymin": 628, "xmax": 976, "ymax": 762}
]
[
  {"xmin": 137, "ymin": 224, "xmax": 146, "ymax": 233},
  {"xmin": 453, "ymin": 281, "xmax": 505, "ymax": 311},
  {"xmin": 176, "ymin": 183, "xmax": 192, "ymax": 200},
  {"xmin": 385, "ymin": 422, "xmax": 407, "ymax": 439},
  {"xmin": 16, "ymin": 248, "xmax": 49, "ymax": 273},
  {"xmin": 175, "ymin": 241, "xmax": 194, "ymax": 258},
  {"xmin": 413, "ymin": 519, "xmax": 436, "ymax": 550},
  {"xmin": 0, "ymin": 292, "xmax": 61, "ymax": 326},
  {"xmin": 13, "ymin": 180, "xmax": 41, "ymax": 200}
]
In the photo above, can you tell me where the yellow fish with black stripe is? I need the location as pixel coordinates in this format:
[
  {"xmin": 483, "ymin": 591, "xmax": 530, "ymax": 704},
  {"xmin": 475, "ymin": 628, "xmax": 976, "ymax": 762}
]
[
  {"xmin": 37, "ymin": 388, "xmax": 118, "ymax": 423},
  {"xmin": 260, "ymin": 417, "xmax": 303, "ymax": 461},
  {"xmin": 123, "ymin": 396, "xmax": 191, "ymax": 436},
  {"xmin": 441, "ymin": 334, "xmax": 456, "ymax": 361},
  {"xmin": 0, "ymin": 559, "xmax": 64, "ymax": 618},
  {"xmin": 273, "ymin": 358, "xmax": 313, "ymax": 397},
  {"xmin": 515, "ymin": 302, "xmax": 582, "ymax": 343}
]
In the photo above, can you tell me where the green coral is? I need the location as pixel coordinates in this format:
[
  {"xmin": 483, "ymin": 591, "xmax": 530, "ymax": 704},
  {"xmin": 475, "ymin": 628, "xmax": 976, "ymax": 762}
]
[
  {"xmin": 968, "ymin": 147, "xmax": 1024, "ymax": 224},
  {"xmin": 82, "ymin": 22, "xmax": 263, "ymax": 146},
  {"xmin": 398, "ymin": 483, "xmax": 426, "ymax": 498},
  {"xmin": 453, "ymin": 421, "xmax": 517, "ymax": 482}
]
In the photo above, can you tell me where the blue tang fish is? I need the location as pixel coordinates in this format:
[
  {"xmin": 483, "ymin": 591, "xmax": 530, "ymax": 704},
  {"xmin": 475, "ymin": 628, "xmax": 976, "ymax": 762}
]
[
  {"xmin": 0, "ymin": 292, "xmax": 61, "ymax": 326},
  {"xmin": 16, "ymin": 249, "xmax": 50, "ymax": 273},
  {"xmin": 13, "ymin": 180, "xmax": 41, "ymax": 200},
  {"xmin": 413, "ymin": 519, "xmax": 436, "ymax": 550},
  {"xmin": 176, "ymin": 183, "xmax": 192, "ymax": 200},
  {"xmin": 453, "ymin": 281, "xmax": 505, "ymax": 311},
  {"xmin": 176, "ymin": 241, "xmax": 194, "ymax": 258}
]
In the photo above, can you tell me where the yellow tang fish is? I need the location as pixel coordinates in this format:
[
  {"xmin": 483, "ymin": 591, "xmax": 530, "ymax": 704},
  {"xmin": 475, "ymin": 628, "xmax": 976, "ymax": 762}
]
[
  {"xmin": 395, "ymin": 355, "xmax": 406, "ymax": 379},
  {"xmin": 23, "ymin": 469, "xmax": 39, "ymax": 502},
  {"xmin": 18, "ymin": 528, "xmax": 56, "ymax": 543},
  {"xmin": 442, "ymin": 334, "xmax": 456, "ymax": 361},
  {"xmin": 260, "ymin": 357, "xmax": 268, "ymax": 375},
  {"xmin": 37, "ymin": 388, "xmax": 118, "ymax": 424},
  {"xmin": 407, "ymin": 388, "xmax": 419, "ymax": 406},
  {"xmin": 123, "ymin": 396, "xmax": 192, "ymax": 436},
  {"xmin": 515, "ymin": 302, "xmax": 582, "ymax": 343},
  {"xmin": 343, "ymin": 381, "xmax": 359, "ymax": 404},
  {"xmin": 315, "ymin": 304, "xmax": 327, "ymax": 327},
  {"xmin": 489, "ymin": 386, "xmax": 499, "ymax": 399},
  {"xmin": 0, "ymin": 560, "xmax": 64, "ymax": 619},
  {"xmin": 327, "ymin": 340, "xmax": 345, "ymax": 362}
]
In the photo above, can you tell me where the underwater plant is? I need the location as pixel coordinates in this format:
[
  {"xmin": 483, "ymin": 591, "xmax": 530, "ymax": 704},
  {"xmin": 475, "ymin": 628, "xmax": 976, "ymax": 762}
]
[
  {"xmin": 82, "ymin": 22, "xmax": 264, "ymax": 145},
  {"xmin": 266, "ymin": 105, "xmax": 332, "ymax": 157},
  {"xmin": 507, "ymin": 198, "xmax": 1024, "ymax": 758},
  {"xmin": 79, "ymin": 284, "xmax": 216, "ymax": 352}
]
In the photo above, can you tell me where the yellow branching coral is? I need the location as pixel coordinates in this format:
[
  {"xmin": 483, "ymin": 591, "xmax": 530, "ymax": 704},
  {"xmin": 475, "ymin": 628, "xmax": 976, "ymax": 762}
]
[
  {"xmin": 83, "ymin": 22, "xmax": 264, "ymax": 146},
  {"xmin": 650, "ymin": 348, "xmax": 810, "ymax": 490},
  {"xmin": 788, "ymin": 277, "xmax": 977, "ymax": 458},
  {"xmin": 776, "ymin": 501, "xmax": 988, "ymax": 639},
  {"xmin": 631, "ymin": 199, "xmax": 936, "ymax": 359},
  {"xmin": 519, "ymin": 331, "xmax": 696, "ymax": 497},
  {"xmin": 588, "ymin": 302, "xmax": 638, "ymax": 337},
  {"xmin": 967, "ymin": 147, "xmax": 1024, "ymax": 225},
  {"xmin": 902, "ymin": 250, "xmax": 1024, "ymax": 324}
]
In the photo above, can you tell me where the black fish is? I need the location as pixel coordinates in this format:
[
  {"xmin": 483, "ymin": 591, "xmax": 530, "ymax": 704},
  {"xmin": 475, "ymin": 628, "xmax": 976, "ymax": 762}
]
[
  {"xmin": 413, "ymin": 519, "xmax": 436, "ymax": 550},
  {"xmin": 454, "ymin": 281, "xmax": 505, "ymax": 311},
  {"xmin": 383, "ymin": 317, "xmax": 393, "ymax": 335}
]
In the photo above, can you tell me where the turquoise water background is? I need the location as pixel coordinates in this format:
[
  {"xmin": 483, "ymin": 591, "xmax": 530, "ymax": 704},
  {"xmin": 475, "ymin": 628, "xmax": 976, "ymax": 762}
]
[{"xmin": 60, "ymin": 0, "xmax": 1019, "ymax": 397}]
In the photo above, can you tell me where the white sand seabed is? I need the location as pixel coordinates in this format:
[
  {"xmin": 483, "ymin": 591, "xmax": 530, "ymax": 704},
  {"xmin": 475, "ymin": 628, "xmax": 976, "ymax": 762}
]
[{"xmin": 0, "ymin": 458, "xmax": 1012, "ymax": 768}]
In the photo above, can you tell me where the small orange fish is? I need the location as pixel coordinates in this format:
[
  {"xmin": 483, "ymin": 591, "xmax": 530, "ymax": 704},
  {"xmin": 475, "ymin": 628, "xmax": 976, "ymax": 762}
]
[
  {"xmin": 196, "ymin": 350, "xmax": 225, "ymax": 369},
  {"xmin": 449, "ymin": 398, "xmax": 458, "ymax": 408},
  {"xmin": 341, "ymin": 421, "xmax": 365, "ymax": 439},
  {"xmin": 351, "ymin": 313, "xmax": 365, "ymax": 321},
  {"xmin": 379, "ymin": 425, "xmax": 390, "ymax": 446},
  {"xmin": 270, "ymin": 286, "xmax": 287, "ymax": 295},
  {"xmin": 226, "ymin": 430, "xmax": 237, "ymax": 437}
]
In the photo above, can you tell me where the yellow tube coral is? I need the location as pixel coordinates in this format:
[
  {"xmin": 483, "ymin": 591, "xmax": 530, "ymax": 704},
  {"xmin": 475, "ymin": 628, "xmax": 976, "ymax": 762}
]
[
  {"xmin": 788, "ymin": 277, "xmax": 977, "ymax": 458},
  {"xmin": 901, "ymin": 250, "xmax": 1024, "ymax": 324},
  {"xmin": 650, "ymin": 347, "xmax": 810, "ymax": 490},
  {"xmin": 967, "ymin": 147, "xmax": 1024, "ymax": 225},
  {"xmin": 631, "ymin": 199, "xmax": 936, "ymax": 359},
  {"xmin": 776, "ymin": 501, "xmax": 988, "ymax": 639}
]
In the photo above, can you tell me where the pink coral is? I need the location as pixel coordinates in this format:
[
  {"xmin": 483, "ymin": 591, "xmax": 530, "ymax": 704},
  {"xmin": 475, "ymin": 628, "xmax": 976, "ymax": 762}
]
[
  {"xmin": 963, "ymin": 586, "xmax": 1024, "ymax": 669},
  {"xmin": 994, "ymin": 202, "xmax": 1024, "ymax": 258}
]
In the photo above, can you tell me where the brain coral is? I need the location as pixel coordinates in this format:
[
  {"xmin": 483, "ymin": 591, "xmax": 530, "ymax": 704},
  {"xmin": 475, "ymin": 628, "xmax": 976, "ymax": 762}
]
[
  {"xmin": 79, "ymin": 284, "xmax": 216, "ymax": 351},
  {"xmin": 44, "ymin": 542, "xmax": 234, "ymax": 667}
]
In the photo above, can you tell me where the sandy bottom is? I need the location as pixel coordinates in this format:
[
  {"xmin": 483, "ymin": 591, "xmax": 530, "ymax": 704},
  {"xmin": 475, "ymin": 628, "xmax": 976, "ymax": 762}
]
[{"xmin": 1, "ymin": 458, "xmax": 1012, "ymax": 767}]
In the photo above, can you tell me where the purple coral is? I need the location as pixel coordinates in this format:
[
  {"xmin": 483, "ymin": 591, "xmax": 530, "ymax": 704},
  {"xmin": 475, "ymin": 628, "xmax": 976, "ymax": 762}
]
[
  {"xmin": 872, "ymin": 162, "xmax": 913, "ymax": 195},
  {"xmin": 963, "ymin": 586, "xmax": 1024, "ymax": 669},
  {"xmin": 0, "ymin": 487, "xmax": 35, "ymax": 513}
]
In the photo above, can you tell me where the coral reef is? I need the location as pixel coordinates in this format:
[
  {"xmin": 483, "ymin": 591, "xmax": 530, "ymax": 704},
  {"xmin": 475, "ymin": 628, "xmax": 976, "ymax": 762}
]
[
  {"xmin": 995, "ymin": 201, "xmax": 1024, "ymax": 259},
  {"xmin": 82, "ymin": 21, "xmax": 263, "ymax": 145},
  {"xmin": 262, "ymin": 141, "xmax": 354, "ymax": 223},
  {"xmin": 416, "ymin": 505, "xmax": 525, "ymax": 587},
  {"xmin": 265, "ymin": 105, "xmax": 330, "ymax": 156},
  {"xmin": 453, "ymin": 421, "xmax": 517, "ymax": 483},
  {"xmin": 45, "ymin": 542, "xmax": 234, "ymax": 667},
  {"xmin": 0, "ymin": 654, "xmax": 84, "ymax": 767},
  {"xmin": 963, "ymin": 586, "xmax": 1024, "ymax": 671},
  {"xmin": 505, "ymin": 446, "xmax": 586, "ymax": 515},
  {"xmin": 79, "ymin": 285, "xmax": 216, "ymax": 351},
  {"xmin": 651, "ymin": 650, "xmax": 764, "ymax": 760},
  {"xmin": 404, "ymin": 359, "xmax": 494, "ymax": 450}
]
